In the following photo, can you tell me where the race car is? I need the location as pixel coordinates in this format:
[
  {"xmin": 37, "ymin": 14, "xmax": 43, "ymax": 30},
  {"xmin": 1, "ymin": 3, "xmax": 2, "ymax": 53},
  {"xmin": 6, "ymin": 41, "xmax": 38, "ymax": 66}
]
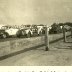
[
  {"xmin": 37, "ymin": 25, "xmax": 45, "ymax": 35},
  {"xmin": 16, "ymin": 28, "xmax": 33, "ymax": 38},
  {"xmin": 0, "ymin": 25, "xmax": 19, "ymax": 38},
  {"xmin": 16, "ymin": 25, "xmax": 38, "ymax": 38}
]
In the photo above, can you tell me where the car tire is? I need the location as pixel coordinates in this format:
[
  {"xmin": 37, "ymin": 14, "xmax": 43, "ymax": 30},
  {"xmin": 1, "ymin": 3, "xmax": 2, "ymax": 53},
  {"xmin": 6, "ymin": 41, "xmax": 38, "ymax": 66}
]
[
  {"xmin": 16, "ymin": 30, "xmax": 21, "ymax": 38},
  {"xmin": 2, "ymin": 33, "xmax": 8, "ymax": 38},
  {"xmin": 38, "ymin": 31, "xmax": 42, "ymax": 36},
  {"xmin": 21, "ymin": 31, "xmax": 25, "ymax": 36},
  {"xmin": 27, "ymin": 32, "xmax": 31, "ymax": 38}
]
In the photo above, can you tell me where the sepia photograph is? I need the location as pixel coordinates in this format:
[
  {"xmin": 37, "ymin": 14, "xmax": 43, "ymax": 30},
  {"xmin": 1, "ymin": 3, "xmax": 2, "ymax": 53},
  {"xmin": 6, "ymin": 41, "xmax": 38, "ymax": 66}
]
[{"xmin": 0, "ymin": 0, "xmax": 72, "ymax": 67}]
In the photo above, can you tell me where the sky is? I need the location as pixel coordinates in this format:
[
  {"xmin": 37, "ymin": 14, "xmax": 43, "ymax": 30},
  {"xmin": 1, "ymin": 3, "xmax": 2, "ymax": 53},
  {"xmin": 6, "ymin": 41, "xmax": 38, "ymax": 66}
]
[{"xmin": 0, "ymin": 0, "xmax": 72, "ymax": 26}]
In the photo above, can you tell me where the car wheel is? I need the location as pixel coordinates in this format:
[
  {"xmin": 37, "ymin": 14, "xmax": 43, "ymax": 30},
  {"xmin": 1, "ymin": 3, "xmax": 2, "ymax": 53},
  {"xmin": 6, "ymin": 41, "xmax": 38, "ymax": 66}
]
[
  {"xmin": 27, "ymin": 32, "xmax": 31, "ymax": 38},
  {"xmin": 22, "ymin": 31, "xmax": 25, "ymax": 35},
  {"xmin": 16, "ymin": 30, "xmax": 22, "ymax": 38},
  {"xmin": 2, "ymin": 33, "xmax": 7, "ymax": 38},
  {"xmin": 38, "ymin": 31, "xmax": 42, "ymax": 36}
]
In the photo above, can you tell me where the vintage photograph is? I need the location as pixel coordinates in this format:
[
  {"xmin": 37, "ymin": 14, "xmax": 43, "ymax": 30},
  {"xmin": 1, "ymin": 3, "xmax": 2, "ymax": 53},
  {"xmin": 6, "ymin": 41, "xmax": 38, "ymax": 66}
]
[{"xmin": 0, "ymin": 0, "xmax": 72, "ymax": 66}]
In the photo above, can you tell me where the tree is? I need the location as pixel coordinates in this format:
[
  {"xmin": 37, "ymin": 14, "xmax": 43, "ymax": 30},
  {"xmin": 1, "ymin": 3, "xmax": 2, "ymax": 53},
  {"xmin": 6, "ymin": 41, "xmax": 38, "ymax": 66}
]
[{"xmin": 49, "ymin": 23, "xmax": 62, "ymax": 34}]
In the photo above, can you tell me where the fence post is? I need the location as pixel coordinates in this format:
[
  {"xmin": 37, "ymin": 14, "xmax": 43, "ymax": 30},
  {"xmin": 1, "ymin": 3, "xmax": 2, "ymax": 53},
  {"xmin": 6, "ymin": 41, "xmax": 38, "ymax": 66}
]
[
  {"xmin": 63, "ymin": 25, "xmax": 66, "ymax": 42},
  {"xmin": 45, "ymin": 26, "xmax": 49, "ymax": 51}
]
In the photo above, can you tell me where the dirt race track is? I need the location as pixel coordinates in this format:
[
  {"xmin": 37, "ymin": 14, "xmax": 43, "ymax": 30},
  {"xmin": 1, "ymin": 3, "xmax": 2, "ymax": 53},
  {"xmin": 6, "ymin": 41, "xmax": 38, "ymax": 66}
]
[{"xmin": 0, "ymin": 36, "xmax": 72, "ymax": 66}]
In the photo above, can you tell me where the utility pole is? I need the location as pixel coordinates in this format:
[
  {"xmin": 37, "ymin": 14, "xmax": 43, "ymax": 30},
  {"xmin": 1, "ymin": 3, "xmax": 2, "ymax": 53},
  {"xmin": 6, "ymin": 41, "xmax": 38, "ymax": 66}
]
[
  {"xmin": 45, "ymin": 26, "xmax": 49, "ymax": 51},
  {"xmin": 62, "ymin": 25, "xmax": 66, "ymax": 42},
  {"xmin": 71, "ymin": 27, "xmax": 72, "ymax": 38}
]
